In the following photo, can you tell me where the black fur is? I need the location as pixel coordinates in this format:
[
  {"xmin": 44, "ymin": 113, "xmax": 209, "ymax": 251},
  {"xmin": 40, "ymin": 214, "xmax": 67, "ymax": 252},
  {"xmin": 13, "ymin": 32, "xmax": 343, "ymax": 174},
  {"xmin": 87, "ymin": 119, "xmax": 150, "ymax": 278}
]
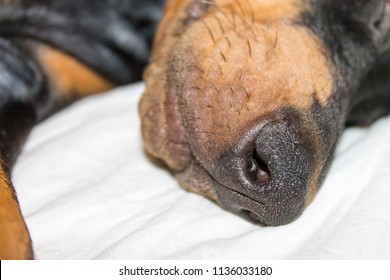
[
  {"xmin": 302, "ymin": 0, "xmax": 390, "ymax": 127},
  {"xmin": 0, "ymin": 0, "xmax": 165, "ymax": 84},
  {"xmin": 0, "ymin": 0, "xmax": 165, "ymax": 170},
  {"xmin": 298, "ymin": 0, "xmax": 390, "ymax": 193},
  {"xmin": 0, "ymin": 0, "xmax": 165, "ymax": 259}
]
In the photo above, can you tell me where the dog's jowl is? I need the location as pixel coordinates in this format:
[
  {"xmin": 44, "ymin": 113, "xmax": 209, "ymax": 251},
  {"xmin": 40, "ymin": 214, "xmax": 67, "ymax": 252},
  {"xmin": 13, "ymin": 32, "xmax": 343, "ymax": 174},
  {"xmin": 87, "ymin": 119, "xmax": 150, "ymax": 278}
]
[
  {"xmin": 1, "ymin": 0, "xmax": 390, "ymax": 259},
  {"xmin": 140, "ymin": 0, "xmax": 390, "ymax": 226}
]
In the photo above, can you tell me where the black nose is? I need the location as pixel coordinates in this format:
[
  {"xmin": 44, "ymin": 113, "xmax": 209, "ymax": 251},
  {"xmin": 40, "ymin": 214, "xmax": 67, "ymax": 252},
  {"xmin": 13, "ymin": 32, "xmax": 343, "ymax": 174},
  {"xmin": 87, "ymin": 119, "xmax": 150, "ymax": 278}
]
[{"xmin": 212, "ymin": 118, "xmax": 315, "ymax": 226}]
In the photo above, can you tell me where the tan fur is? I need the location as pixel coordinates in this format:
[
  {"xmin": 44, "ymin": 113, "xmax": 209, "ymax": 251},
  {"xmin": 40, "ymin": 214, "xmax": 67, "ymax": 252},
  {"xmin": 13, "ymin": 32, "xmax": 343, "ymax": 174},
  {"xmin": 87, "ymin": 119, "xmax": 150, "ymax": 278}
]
[
  {"xmin": 0, "ymin": 167, "xmax": 32, "ymax": 259},
  {"xmin": 38, "ymin": 46, "xmax": 115, "ymax": 98},
  {"xmin": 173, "ymin": 22, "xmax": 332, "ymax": 159}
]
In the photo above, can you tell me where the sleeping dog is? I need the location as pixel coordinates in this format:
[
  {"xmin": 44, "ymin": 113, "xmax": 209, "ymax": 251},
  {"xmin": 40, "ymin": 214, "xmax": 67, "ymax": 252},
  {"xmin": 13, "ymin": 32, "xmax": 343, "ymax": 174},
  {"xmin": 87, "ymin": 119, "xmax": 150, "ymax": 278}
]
[
  {"xmin": 0, "ymin": 0, "xmax": 389, "ymax": 259},
  {"xmin": 140, "ymin": 0, "xmax": 390, "ymax": 227}
]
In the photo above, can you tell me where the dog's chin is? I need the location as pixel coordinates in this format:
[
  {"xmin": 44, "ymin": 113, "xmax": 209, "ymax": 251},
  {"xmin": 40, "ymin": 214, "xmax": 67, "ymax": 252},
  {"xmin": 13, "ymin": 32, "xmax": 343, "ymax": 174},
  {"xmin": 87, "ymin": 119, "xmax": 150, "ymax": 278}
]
[
  {"xmin": 174, "ymin": 156, "xmax": 306, "ymax": 226},
  {"xmin": 174, "ymin": 158, "xmax": 270, "ymax": 223},
  {"xmin": 175, "ymin": 159, "xmax": 219, "ymax": 203}
]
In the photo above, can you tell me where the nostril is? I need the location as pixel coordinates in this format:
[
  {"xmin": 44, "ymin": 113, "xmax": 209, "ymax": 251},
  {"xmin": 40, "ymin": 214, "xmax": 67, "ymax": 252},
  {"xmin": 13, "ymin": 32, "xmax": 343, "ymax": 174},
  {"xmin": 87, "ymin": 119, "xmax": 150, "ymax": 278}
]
[
  {"xmin": 212, "ymin": 116, "xmax": 315, "ymax": 226},
  {"xmin": 250, "ymin": 150, "xmax": 271, "ymax": 185}
]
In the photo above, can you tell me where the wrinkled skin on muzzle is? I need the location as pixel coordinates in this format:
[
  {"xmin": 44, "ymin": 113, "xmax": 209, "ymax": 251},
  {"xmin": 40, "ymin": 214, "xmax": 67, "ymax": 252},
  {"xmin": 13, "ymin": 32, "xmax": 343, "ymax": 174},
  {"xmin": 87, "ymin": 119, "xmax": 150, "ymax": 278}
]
[{"xmin": 140, "ymin": 0, "xmax": 390, "ymax": 225}]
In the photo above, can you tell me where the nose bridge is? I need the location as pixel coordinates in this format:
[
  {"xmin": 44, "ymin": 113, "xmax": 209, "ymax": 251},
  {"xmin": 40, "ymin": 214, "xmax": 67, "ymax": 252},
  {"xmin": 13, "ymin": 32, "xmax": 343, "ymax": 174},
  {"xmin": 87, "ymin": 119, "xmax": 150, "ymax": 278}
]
[{"xmin": 178, "ymin": 5, "xmax": 333, "ymax": 102}]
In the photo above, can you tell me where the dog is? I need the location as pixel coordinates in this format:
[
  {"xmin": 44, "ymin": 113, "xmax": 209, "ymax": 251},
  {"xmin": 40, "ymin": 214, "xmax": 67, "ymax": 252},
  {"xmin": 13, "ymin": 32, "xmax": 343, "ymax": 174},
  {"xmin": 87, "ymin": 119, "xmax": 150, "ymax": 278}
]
[
  {"xmin": 140, "ymin": 0, "xmax": 390, "ymax": 227},
  {"xmin": 1, "ymin": 0, "xmax": 390, "ymax": 259}
]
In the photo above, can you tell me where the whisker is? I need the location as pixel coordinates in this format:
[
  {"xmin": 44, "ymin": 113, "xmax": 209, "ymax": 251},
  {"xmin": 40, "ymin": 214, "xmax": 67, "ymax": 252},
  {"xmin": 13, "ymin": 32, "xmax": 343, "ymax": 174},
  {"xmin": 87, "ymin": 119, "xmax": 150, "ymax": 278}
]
[
  {"xmin": 228, "ymin": 84, "xmax": 235, "ymax": 95},
  {"xmin": 232, "ymin": 0, "xmax": 258, "ymax": 41},
  {"xmin": 273, "ymin": 30, "xmax": 279, "ymax": 49},
  {"xmin": 186, "ymin": 65, "xmax": 205, "ymax": 74},
  {"xmin": 244, "ymin": 0, "xmax": 255, "ymax": 24},
  {"xmin": 215, "ymin": 14, "xmax": 226, "ymax": 35},
  {"xmin": 247, "ymin": 37, "xmax": 252, "ymax": 57},
  {"xmin": 225, "ymin": 36, "xmax": 232, "ymax": 48},
  {"xmin": 236, "ymin": 0, "xmax": 249, "ymax": 31},
  {"xmin": 202, "ymin": 81, "xmax": 220, "ymax": 95},
  {"xmin": 203, "ymin": 0, "xmax": 236, "ymax": 28},
  {"xmin": 227, "ymin": 4, "xmax": 238, "ymax": 33},
  {"xmin": 233, "ymin": 84, "xmax": 251, "ymax": 99},
  {"xmin": 215, "ymin": 15, "xmax": 232, "ymax": 48},
  {"xmin": 205, "ymin": 55, "xmax": 224, "ymax": 75},
  {"xmin": 201, "ymin": 19, "xmax": 217, "ymax": 44},
  {"xmin": 220, "ymin": 51, "xmax": 227, "ymax": 62}
]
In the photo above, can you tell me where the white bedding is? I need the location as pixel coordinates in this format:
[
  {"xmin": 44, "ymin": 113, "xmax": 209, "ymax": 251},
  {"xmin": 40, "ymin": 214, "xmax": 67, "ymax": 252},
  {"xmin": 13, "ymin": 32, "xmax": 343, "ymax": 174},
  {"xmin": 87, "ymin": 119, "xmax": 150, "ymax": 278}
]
[{"xmin": 13, "ymin": 83, "xmax": 390, "ymax": 259}]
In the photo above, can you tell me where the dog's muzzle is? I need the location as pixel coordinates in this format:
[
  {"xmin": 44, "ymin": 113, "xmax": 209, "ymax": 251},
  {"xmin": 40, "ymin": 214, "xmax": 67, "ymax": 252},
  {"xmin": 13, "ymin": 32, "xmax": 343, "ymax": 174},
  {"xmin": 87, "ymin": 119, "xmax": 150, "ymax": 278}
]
[{"xmin": 140, "ymin": 0, "xmax": 390, "ymax": 226}]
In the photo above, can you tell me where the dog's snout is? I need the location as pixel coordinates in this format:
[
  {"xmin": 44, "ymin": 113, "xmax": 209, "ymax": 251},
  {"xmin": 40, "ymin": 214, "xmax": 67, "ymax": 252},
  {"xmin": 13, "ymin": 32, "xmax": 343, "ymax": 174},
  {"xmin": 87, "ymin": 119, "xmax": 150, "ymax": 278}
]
[
  {"xmin": 212, "ymin": 119, "xmax": 315, "ymax": 226},
  {"xmin": 141, "ymin": 0, "xmax": 338, "ymax": 226}
]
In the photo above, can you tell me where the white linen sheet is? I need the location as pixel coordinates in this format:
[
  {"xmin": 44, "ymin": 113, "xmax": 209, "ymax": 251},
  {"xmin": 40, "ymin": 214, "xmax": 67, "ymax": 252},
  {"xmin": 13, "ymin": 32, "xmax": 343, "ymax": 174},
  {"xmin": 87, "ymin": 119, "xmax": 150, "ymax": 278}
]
[{"xmin": 13, "ymin": 83, "xmax": 390, "ymax": 259}]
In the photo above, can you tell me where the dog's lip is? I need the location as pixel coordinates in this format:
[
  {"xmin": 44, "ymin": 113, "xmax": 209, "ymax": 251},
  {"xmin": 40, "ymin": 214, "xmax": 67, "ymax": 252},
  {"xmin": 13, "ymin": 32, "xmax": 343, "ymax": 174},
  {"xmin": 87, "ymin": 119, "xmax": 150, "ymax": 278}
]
[
  {"xmin": 162, "ymin": 67, "xmax": 193, "ymax": 171},
  {"xmin": 211, "ymin": 175, "xmax": 266, "ymax": 207},
  {"xmin": 209, "ymin": 171, "xmax": 270, "ymax": 224},
  {"xmin": 179, "ymin": 151, "xmax": 268, "ymax": 220}
]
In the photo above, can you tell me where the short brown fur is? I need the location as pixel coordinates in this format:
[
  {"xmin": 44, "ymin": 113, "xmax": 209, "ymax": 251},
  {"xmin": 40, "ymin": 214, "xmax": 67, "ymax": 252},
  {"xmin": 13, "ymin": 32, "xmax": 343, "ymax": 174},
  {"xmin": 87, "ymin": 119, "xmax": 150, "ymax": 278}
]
[
  {"xmin": 0, "ymin": 166, "xmax": 32, "ymax": 259},
  {"xmin": 38, "ymin": 46, "xmax": 116, "ymax": 98}
]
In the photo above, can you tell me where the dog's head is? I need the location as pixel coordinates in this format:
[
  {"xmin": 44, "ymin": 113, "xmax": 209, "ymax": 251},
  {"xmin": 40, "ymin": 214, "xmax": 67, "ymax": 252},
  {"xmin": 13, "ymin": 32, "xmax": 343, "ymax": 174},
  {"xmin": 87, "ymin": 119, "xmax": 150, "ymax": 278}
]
[{"xmin": 140, "ymin": 0, "xmax": 390, "ymax": 225}]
